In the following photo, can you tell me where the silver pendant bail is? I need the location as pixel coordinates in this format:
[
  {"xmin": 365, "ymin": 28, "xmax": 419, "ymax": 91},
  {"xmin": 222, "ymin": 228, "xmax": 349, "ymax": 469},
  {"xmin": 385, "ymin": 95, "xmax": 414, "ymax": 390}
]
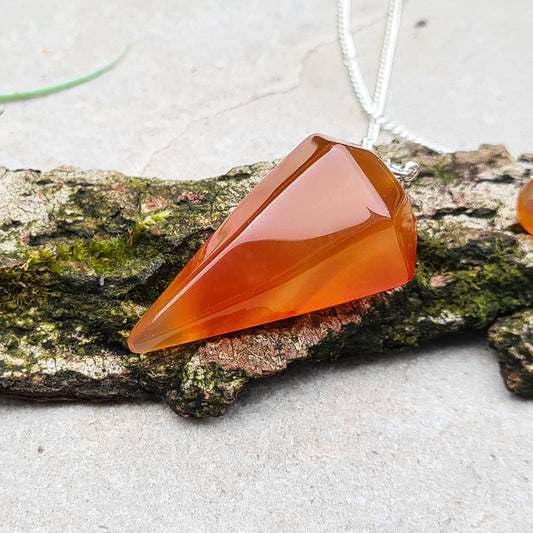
[{"xmin": 385, "ymin": 159, "xmax": 419, "ymax": 182}]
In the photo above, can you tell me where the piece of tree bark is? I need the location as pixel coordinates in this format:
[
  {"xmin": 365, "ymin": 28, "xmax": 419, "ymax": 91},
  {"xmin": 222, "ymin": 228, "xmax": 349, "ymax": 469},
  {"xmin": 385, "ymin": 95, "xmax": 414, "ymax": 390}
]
[{"xmin": 1, "ymin": 142, "xmax": 532, "ymax": 417}]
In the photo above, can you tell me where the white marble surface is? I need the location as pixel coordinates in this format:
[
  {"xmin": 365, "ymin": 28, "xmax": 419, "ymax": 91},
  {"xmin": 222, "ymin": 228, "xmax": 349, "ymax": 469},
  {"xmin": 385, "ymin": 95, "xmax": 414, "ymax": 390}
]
[{"xmin": 1, "ymin": 1, "xmax": 533, "ymax": 531}]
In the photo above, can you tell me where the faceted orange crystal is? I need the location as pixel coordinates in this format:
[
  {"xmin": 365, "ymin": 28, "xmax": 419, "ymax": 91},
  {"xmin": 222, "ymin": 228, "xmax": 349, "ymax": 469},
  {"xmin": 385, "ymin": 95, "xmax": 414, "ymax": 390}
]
[
  {"xmin": 128, "ymin": 134, "xmax": 417, "ymax": 353},
  {"xmin": 517, "ymin": 178, "xmax": 533, "ymax": 235}
]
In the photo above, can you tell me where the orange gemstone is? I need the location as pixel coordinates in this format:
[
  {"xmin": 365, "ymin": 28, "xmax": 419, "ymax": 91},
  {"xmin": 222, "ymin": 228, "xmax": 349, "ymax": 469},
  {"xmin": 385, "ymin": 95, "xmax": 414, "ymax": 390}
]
[
  {"xmin": 128, "ymin": 134, "xmax": 417, "ymax": 353},
  {"xmin": 517, "ymin": 179, "xmax": 533, "ymax": 235}
]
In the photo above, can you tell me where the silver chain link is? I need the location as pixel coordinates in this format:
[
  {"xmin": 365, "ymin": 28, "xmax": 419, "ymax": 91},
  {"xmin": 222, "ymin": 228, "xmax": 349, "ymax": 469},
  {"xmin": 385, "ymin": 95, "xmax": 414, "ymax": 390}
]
[
  {"xmin": 364, "ymin": 0, "xmax": 403, "ymax": 149},
  {"xmin": 337, "ymin": 0, "xmax": 453, "ymax": 153}
]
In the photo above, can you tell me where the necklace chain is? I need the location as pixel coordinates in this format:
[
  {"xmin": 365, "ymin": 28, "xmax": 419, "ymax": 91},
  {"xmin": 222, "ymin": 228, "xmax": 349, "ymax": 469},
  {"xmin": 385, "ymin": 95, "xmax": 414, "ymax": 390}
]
[{"xmin": 337, "ymin": 0, "xmax": 453, "ymax": 153}]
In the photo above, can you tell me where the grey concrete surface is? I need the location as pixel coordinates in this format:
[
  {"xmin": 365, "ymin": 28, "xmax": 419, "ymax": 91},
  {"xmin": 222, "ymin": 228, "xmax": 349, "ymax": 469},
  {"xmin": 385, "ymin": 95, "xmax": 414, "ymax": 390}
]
[{"xmin": 1, "ymin": 1, "xmax": 533, "ymax": 531}]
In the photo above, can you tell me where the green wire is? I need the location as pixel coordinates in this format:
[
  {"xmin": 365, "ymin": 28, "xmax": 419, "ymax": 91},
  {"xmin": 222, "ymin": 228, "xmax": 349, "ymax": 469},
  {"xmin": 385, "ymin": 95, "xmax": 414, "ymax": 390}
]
[{"xmin": 0, "ymin": 45, "xmax": 128, "ymax": 103}]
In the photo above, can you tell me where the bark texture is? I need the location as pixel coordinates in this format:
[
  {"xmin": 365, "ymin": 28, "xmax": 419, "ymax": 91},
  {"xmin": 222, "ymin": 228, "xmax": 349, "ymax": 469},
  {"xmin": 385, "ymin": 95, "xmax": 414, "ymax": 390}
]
[{"xmin": 1, "ymin": 142, "xmax": 532, "ymax": 417}]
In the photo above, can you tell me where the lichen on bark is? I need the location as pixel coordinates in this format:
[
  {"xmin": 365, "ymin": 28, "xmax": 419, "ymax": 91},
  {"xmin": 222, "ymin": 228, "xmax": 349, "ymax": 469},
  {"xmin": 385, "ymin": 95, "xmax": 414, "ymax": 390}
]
[{"xmin": 1, "ymin": 143, "xmax": 532, "ymax": 417}]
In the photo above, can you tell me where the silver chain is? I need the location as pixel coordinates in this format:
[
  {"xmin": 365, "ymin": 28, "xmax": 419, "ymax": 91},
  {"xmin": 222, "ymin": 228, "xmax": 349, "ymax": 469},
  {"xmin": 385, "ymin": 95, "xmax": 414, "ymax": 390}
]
[{"xmin": 337, "ymin": 0, "xmax": 453, "ymax": 153}]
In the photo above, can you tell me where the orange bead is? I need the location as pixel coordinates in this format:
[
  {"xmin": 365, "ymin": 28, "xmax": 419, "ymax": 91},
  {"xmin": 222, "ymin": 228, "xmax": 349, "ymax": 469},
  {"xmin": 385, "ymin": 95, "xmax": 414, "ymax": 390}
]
[
  {"xmin": 517, "ymin": 179, "xmax": 533, "ymax": 235},
  {"xmin": 128, "ymin": 134, "xmax": 417, "ymax": 353}
]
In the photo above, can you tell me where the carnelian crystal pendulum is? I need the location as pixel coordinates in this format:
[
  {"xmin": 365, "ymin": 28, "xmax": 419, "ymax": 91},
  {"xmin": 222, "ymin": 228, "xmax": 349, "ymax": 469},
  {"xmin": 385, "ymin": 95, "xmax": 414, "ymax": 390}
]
[
  {"xmin": 128, "ymin": 134, "xmax": 417, "ymax": 353},
  {"xmin": 517, "ymin": 179, "xmax": 533, "ymax": 235}
]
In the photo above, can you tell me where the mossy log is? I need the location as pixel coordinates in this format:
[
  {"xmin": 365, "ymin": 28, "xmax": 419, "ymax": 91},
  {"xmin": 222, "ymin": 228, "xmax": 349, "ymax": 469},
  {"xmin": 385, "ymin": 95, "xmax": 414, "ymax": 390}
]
[{"xmin": 1, "ymin": 142, "xmax": 533, "ymax": 418}]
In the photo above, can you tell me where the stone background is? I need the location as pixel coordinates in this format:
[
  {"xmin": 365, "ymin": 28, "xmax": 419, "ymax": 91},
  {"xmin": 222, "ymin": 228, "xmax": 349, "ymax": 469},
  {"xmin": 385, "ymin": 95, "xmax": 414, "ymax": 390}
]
[{"xmin": 1, "ymin": 0, "xmax": 533, "ymax": 531}]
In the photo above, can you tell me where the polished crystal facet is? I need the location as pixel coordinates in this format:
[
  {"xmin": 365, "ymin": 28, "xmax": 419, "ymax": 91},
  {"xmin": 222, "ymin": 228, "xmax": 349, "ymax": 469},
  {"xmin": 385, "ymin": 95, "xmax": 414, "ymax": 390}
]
[
  {"xmin": 128, "ymin": 134, "xmax": 417, "ymax": 353},
  {"xmin": 518, "ymin": 179, "xmax": 533, "ymax": 235}
]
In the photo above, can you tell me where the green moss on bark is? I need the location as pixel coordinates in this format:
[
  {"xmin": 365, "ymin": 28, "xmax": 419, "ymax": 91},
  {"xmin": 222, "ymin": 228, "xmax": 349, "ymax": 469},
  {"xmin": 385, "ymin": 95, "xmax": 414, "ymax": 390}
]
[{"xmin": 1, "ymin": 144, "xmax": 533, "ymax": 417}]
